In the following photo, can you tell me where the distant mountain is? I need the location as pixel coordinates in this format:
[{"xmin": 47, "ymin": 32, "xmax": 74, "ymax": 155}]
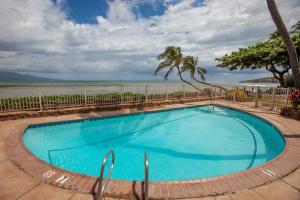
[
  {"xmin": 0, "ymin": 71, "xmax": 61, "ymax": 82},
  {"xmin": 240, "ymin": 77, "xmax": 279, "ymax": 83}
]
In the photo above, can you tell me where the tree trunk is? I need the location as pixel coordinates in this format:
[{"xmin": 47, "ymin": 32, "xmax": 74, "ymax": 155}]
[
  {"xmin": 175, "ymin": 66, "xmax": 203, "ymax": 92},
  {"xmin": 278, "ymin": 73, "xmax": 286, "ymax": 88},
  {"xmin": 266, "ymin": 0, "xmax": 300, "ymax": 88},
  {"xmin": 270, "ymin": 70, "xmax": 285, "ymax": 87},
  {"xmin": 193, "ymin": 77, "xmax": 227, "ymax": 92}
]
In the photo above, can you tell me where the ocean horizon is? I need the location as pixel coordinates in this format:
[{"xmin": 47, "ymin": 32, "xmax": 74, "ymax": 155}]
[{"xmin": 0, "ymin": 80, "xmax": 278, "ymax": 87}]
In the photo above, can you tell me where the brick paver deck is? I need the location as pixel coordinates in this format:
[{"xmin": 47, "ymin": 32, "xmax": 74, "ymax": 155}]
[{"xmin": 0, "ymin": 100, "xmax": 299, "ymax": 200}]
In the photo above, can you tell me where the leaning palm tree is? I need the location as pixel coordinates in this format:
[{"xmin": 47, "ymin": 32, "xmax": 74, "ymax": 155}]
[
  {"xmin": 291, "ymin": 21, "xmax": 300, "ymax": 34},
  {"xmin": 181, "ymin": 56, "xmax": 227, "ymax": 91},
  {"xmin": 154, "ymin": 46, "xmax": 202, "ymax": 91},
  {"xmin": 266, "ymin": 0, "xmax": 300, "ymax": 88},
  {"xmin": 268, "ymin": 31, "xmax": 280, "ymax": 40}
]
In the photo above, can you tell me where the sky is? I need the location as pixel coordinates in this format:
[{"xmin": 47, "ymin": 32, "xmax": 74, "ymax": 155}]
[{"xmin": 0, "ymin": 0, "xmax": 299, "ymax": 82}]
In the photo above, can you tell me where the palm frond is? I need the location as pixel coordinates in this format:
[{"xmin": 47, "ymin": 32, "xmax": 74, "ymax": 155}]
[
  {"xmin": 164, "ymin": 65, "xmax": 176, "ymax": 80},
  {"xmin": 291, "ymin": 21, "xmax": 300, "ymax": 34},
  {"xmin": 197, "ymin": 67, "xmax": 207, "ymax": 81},
  {"xmin": 182, "ymin": 56, "xmax": 198, "ymax": 79},
  {"xmin": 269, "ymin": 31, "xmax": 280, "ymax": 40},
  {"xmin": 154, "ymin": 60, "xmax": 173, "ymax": 75}
]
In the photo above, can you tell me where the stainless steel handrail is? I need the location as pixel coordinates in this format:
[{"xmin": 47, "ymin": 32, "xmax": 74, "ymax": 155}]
[
  {"xmin": 210, "ymin": 86, "xmax": 215, "ymax": 111},
  {"xmin": 96, "ymin": 150, "xmax": 115, "ymax": 200},
  {"xmin": 144, "ymin": 151, "xmax": 149, "ymax": 200}
]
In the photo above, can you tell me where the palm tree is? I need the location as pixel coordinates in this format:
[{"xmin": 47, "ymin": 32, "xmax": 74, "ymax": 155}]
[
  {"xmin": 266, "ymin": 0, "xmax": 300, "ymax": 88},
  {"xmin": 154, "ymin": 46, "xmax": 202, "ymax": 91},
  {"xmin": 268, "ymin": 31, "xmax": 280, "ymax": 40},
  {"xmin": 181, "ymin": 56, "xmax": 227, "ymax": 91},
  {"xmin": 291, "ymin": 21, "xmax": 300, "ymax": 34}
]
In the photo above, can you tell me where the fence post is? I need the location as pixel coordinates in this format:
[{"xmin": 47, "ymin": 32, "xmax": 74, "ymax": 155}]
[
  {"xmin": 84, "ymin": 86, "xmax": 87, "ymax": 107},
  {"xmin": 120, "ymin": 85, "xmax": 123, "ymax": 104},
  {"xmin": 183, "ymin": 85, "xmax": 186, "ymax": 99},
  {"xmin": 233, "ymin": 86, "xmax": 237, "ymax": 102},
  {"xmin": 285, "ymin": 88, "xmax": 290, "ymax": 108},
  {"xmin": 270, "ymin": 87, "xmax": 276, "ymax": 111},
  {"xmin": 38, "ymin": 86, "xmax": 42, "ymax": 111},
  {"xmin": 214, "ymin": 86, "xmax": 216, "ymax": 100},
  {"xmin": 145, "ymin": 85, "xmax": 148, "ymax": 103},
  {"xmin": 255, "ymin": 86, "xmax": 259, "ymax": 108},
  {"xmin": 165, "ymin": 84, "xmax": 168, "ymax": 100}
]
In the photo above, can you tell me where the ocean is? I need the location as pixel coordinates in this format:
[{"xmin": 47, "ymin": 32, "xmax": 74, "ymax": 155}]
[{"xmin": 0, "ymin": 81, "xmax": 278, "ymax": 98}]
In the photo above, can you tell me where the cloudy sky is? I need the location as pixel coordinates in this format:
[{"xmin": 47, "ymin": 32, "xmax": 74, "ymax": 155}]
[{"xmin": 0, "ymin": 0, "xmax": 299, "ymax": 82}]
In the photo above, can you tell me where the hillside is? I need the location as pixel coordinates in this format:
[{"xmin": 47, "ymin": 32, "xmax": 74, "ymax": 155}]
[
  {"xmin": 240, "ymin": 77, "xmax": 279, "ymax": 83},
  {"xmin": 0, "ymin": 71, "xmax": 60, "ymax": 82}
]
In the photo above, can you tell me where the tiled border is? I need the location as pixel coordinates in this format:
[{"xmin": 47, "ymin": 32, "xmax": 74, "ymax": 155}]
[{"xmin": 4, "ymin": 102, "xmax": 300, "ymax": 199}]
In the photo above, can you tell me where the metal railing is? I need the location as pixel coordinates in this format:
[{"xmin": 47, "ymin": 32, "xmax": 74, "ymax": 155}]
[
  {"xmin": 0, "ymin": 84, "xmax": 215, "ymax": 112},
  {"xmin": 224, "ymin": 85, "xmax": 295, "ymax": 112},
  {"xmin": 144, "ymin": 151, "xmax": 149, "ymax": 200},
  {"xmin": 96, "ymin": 150, "xmax": 115, "ymax": 200},
  {"xmin": 0, "ymin": 84, "xmax": 296, "ymax": 113}
]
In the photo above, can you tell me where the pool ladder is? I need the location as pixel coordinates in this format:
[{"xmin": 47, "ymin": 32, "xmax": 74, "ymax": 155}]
[
  {"xmin": 96, "ymin": 150, "xmax": 149, "ymax": 200},
  {"xmin": 96, "ymin": 150, "xmax": 115, "ymax": 200},
  {"xmin": 144, "ymin": 151, "xmax": 149, "ymax": 200},
  {"xmin": 210, "ymin": 87, "xmax": 215, "ymax": 111}
]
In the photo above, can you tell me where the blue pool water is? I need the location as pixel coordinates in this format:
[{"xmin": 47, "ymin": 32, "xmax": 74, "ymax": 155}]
[{"xmin": 23, "ymin": 105, "xmax": 285, "ymax": 181}]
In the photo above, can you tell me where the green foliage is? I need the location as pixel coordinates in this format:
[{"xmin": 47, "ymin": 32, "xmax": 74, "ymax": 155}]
[
  {"xmin": 181, "ymin": 56, "xmax": 207, "ymax": 81},
  {"xmin": 226, "ymin": 89, "xmax": 248, "ymax": 101},
  {"xmin": 216, "ymin": 33, "xmax": 300, "ymax": 70},
  {"xmin": 155, "ymin": 46, "xmax": 182, "ymax": 79},
  {"xmin": 0, "ymin": 91, "xmax": 204, "ymax": 109},
  {"xmin": 284, "ymin": 75, "xmax": 295, "ymax": 87},
  {"xmin": 216, "ymin": 33, "xmax": 300, "ymax": 87},
  {"xmin": 155, "ymin": 46, "xmax": 206, "ymax": 81}
]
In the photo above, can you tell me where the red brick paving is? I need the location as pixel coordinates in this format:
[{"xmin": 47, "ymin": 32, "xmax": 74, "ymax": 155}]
[{"xmin": 0, "ymin": 101, "xmax": 299, "ymax": 199}]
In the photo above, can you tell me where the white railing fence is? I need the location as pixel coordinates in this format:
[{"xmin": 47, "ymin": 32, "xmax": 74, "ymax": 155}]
[
  {"xmin": 223, "ymin": 85, "xmax": 295, "ymax": 112},
  {"xmin": 0, "ymin": 84, "xmax": 215, "ymax": 112},
  {"xmin": 0, "ymin": 84, "xmax": 294, "ymax": 113}
]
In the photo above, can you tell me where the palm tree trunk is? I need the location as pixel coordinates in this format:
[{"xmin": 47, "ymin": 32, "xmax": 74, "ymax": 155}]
[
  {"xmin": 193, "ymin": 78, "xmax": 227, "ymax": 92},
  {"xmin": 266, "ymin": 0, "xmax": 300, "ymax": 88},
  {"xmin": 175, "ymin": 66, "xmax": 203, "ymax": 92}
]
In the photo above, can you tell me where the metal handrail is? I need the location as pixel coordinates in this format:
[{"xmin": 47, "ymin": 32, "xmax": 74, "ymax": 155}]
[
  {"xmin": 144, "ymin": 151, "xmax": 149, "ymax": 200},
  {"xmin": 96, "ymin": 150, "xmax": 115, "ymax": 200},
  {"xmin": 210, "ymin": 86, "xmax": 215, "ymax": 111}
]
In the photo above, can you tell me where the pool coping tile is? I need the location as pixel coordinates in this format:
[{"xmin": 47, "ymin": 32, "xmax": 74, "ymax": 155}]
[{"xmin": 3, "ymin": 101, "xmax": 300, "ymax": 199}]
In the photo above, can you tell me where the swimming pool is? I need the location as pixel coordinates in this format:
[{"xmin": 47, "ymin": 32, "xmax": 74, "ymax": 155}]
[{"xmin": 23, "ymin": 105, "xmax": 285, "ymax": 181}]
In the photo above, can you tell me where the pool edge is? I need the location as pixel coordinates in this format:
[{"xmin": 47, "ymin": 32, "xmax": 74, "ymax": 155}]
[{"xmin": 5, "ymin": 101, "xmax": 300, "ymax": 199}]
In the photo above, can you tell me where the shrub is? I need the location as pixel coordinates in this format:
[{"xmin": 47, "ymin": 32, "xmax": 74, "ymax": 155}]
[
  {"xmin": 289, "ymin": 89, "xmax": 300, "ymax": 108},
  {"xmin": 226, "ymin": 88, "xmax": 248, "ymax": 101},
  {"xmin": 284, "ymin": 75, "xmax": 295, "ymax": 87}
]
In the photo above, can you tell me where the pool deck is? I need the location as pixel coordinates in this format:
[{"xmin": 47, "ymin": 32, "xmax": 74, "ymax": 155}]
[{"xmin": 0, "ymin": 100, "xmax": 299, "ymax": 200}]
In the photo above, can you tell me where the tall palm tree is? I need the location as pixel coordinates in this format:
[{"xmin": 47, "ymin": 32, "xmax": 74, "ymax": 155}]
[
  {"xmin": 266, "ymin": 0, "xmax": 300, "ymax": 88},
  {"xmin": 181, "ymin": 56, "xmax": 227, "ymax": 91},
  {"xmin": 155, "ymin": 46, "xmax": 202, "ymax": 91}
]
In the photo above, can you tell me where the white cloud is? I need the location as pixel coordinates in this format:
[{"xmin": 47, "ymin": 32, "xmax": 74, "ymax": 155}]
[
  {"xmin": 0, "ymin": 0, "xmax": 299, "ymax": 81},
  {"xmin": 106, "ymin": 0, "xmax": 135, "ymax": 23}
]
